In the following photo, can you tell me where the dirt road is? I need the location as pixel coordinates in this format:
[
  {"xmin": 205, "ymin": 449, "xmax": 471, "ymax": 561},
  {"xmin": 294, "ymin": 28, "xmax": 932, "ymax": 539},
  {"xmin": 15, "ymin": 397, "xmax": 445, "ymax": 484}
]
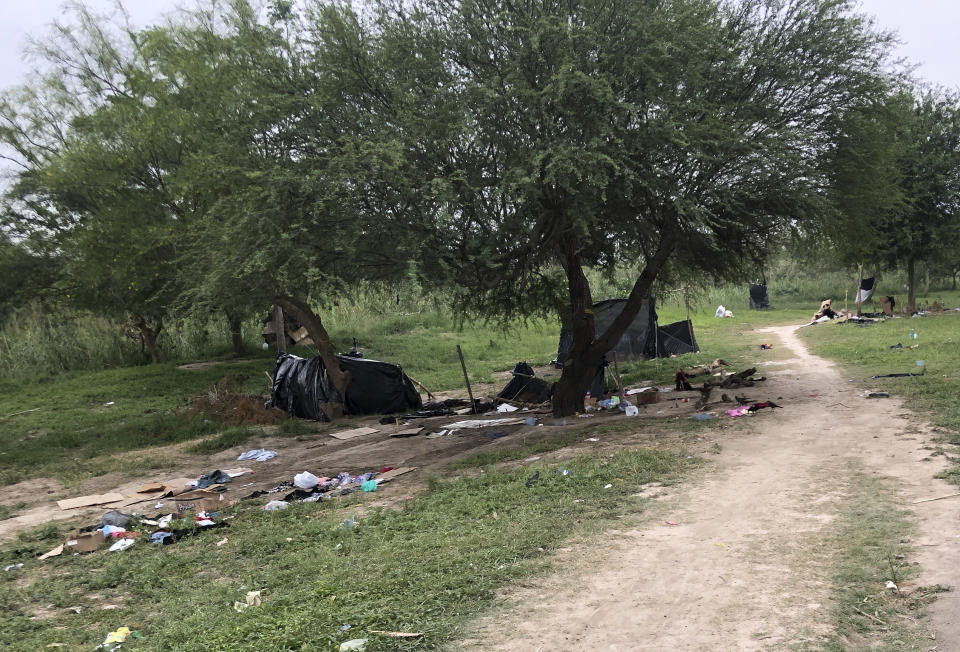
[{"xmin": 463, "ymin": 325, "xmax": 960, "ymax": 651}]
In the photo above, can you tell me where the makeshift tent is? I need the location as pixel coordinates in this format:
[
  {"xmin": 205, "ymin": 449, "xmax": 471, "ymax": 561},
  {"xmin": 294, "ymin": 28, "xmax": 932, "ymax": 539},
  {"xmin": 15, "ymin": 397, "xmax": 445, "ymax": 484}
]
[
  {"xmin": 749, "ymin": 283, "xmax": 771, "ymax": 309},
  {"xmin": 554, "ymin": 298, "xmax": 698, "ymax": 365},
  {"xmin": 498, "ymin": 362, "xmax": 554, "ymax": 404},
  {"xmin": 657, "ymin": 320, "xmax": 699, "ymax": 357},
  {"xmin": 858, "ymin": 277, "xmax": 876, "ymax": 304},
  {"xmin": 269, "ymin": 353, "xmax": 422, "ymax": 422}
]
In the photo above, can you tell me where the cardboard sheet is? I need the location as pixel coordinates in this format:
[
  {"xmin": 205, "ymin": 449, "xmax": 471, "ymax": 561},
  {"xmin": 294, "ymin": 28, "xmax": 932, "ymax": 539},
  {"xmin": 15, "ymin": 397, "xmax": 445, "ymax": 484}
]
[
  {"xmin": 57, "ymin": 493, "xmax": 126, "ymax": 510},
  {"xmin": 64, "ymin": 531, "xmax": 108, "ymax": 553},
  {"xmin": 329, "ymin": 426, "xmax": 380, "ymax": 440},
  {"xmin": 134, "ymin": 483, "xmax": 166, "ymax": 494},
  {"xmin": 442, "ymin": 418, "xmax": 526, "ymax": 429},
  {"xmin": 39, "ymin": 544, "xmax": 64, "ymax": 560}
]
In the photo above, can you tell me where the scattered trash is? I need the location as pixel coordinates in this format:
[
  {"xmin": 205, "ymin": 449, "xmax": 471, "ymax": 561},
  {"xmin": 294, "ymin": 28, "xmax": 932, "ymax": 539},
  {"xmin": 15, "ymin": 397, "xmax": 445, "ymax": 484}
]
[
  {"xmin": 104, "ymin": 402, "xmax": 115, "ymax": 407},
  {"xmin": 694, "ymin": 413, "xmax": 712, "ymax": 421},
  {"xmin": 196, "ymin": 470, "xmax": 233, "ymax": 489},
  {"xmin": 96, "ymin": 626, "xmax": 138, "ymax": 649},
  {"xmin": 108, "ymin": 538, "xmax": 136, "ymax": 552},
  {"xmin": 871, "ymin": 372, "xmax": 924, "ymax": 379},
  {"xmin": 263, "ymin": 500, "xmax": 288, "ymax": 511},
  {"xmin": 3, "ymin": 563, "xmax": 24, "ymax": 571},
  {"xmin": 886, "ymin": 580, "xmax": 898, "ymax": 591},
  {"xmin": 866, "ymin": 392, "xmax": 890, "ymax": 399},
  {"xmin": 524, "ymin": 416, "xmax": 537, "ymax": 426},
  {"xmin": 443, "ymin": 417, "xmax": 526, "ymax": 429},
  {"xmin": 585, "ymin": 437, "xmax": 599, "ymax": 442},
  {"xmin": 294, "ymin": 472, "xmax": 320, "ymax": 490},
  {"xmin": 556, "ymin": 469, "xmax": 572, "ymax": 476},
  {"xmin": 624, "ymin": 405, "xmax": 639, "ymax": 416},
  {"xmin": 525, "ymin": 472, "xmax": 540, "ymax": 487},
  {"xmin": 216, "ymin": 537, "xmax": 229, "ymax": 547},
  {"xmin": 497, "ymin": 403, "xmax": 519, "ymax": 413},
  {"xmin": 369, "ymin": 630, "xmax": 423, "ymax": 638},
  {"xmin": 246, "ymin": 590, "xmax": 262, "ymax": 606},
  {"xmin": 341, "ymin": 518, "xmax": 355, "ymax": 529},
  {"xmin": 339, "ymin": 639, "xmax": 368, "ymax": 652},
  {"xmin": 236, "ymin": 449, "xmax": 277, "ymax": 462},
  {"xmin": 340, "ymin": 624, "xmax": 352, "ymax": 632},
  {"xmin": 101, "ymin": 510, "xmax": 133, "ymax": 528},
  {"xmin": 39, "ymin": 544, "xmax": 64, "ymax": 560},
  {"xmin": 889, "ymin": 343, "xmax": 903, "ymax": 349},
  {"xmin": 910, "ymin": 330, "xmax": 918, "ymax": 339},
  {"xmin": 603, "ymin": 483, "xmax": 613, "ymax": 489},
  {"xmin": 665, "ymin": 521, "xmax": 678, "ymax": 526},
  {"xmin": 360, "ymin": 480, "xmax": 378, "ymax": 492},
  {"xmin": 759, "ymin": 344, "xmax": 773, "ymax": 350}
]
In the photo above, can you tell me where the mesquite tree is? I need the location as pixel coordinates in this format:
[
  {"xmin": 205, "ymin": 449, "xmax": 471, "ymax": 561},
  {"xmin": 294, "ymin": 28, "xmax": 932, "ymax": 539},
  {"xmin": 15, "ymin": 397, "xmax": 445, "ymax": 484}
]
[{"xmin": 333, "ymin": 0, "xmax": 893, "ymax": 415}]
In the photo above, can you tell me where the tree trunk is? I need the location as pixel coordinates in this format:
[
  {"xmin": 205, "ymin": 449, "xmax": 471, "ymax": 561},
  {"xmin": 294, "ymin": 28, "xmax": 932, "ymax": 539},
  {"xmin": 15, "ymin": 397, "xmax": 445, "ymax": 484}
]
[
  {"xmin": 275, "ymin": 295, "xmax": 350, "ymax": 418},
  {"xmin": 227, "ymin": 312, "xmax": 244, "ymax": 357},
  {"xmin": 273, "ymin": 305, "xmax": 286, "ymax": 355},
  {"xmin": 907, "ymin": 257, "xmax": 916, "ymax": 314},
  {"xmin": 551, "ymin": 231, "xmax": 678, "ymax": 417},
  {"xmin": 131, "ymin": 315, "xmax": 162, "ymax": 364}
]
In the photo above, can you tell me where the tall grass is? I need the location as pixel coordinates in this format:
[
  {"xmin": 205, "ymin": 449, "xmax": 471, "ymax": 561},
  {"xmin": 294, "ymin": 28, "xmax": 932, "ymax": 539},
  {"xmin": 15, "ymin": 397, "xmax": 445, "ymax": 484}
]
[{"xmin": 0, "ymin": 303, "xmax": 264, "ymax": 381}]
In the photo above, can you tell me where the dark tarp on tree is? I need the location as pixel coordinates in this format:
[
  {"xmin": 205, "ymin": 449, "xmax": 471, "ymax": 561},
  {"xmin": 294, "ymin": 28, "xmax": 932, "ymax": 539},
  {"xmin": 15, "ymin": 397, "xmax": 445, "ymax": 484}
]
[
  {"xmin": 657, "ymin": 320, "xmax": 699, "ymax": 357},
  {"xmin": 554, "ymin": 297, "xmax": 699, "ymax": 365},
  {"xmin": 859, "ymin": 277, "xmax": 876, "ymax": 303},
  {"xmin": 749, "ymin": 283, "xmax": 771, "ymax": 309},
  {"xmin": 268, "ymin": 353, "xmax": 422, "ymax": 422},
  {"xmin": 497, "ymin": 361, "xmax": 554, "ymax": 404}
]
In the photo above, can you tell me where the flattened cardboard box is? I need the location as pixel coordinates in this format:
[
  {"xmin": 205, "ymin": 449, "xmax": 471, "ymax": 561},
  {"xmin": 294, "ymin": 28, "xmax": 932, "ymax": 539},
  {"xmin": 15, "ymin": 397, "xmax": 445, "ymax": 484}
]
[
  {"xmin": 64, "ymin": 531, "xmax": 108, "ymax": 554},
  {"xmin": 168, "ymin": 490, "xmax": 230, "ymax": 514}
]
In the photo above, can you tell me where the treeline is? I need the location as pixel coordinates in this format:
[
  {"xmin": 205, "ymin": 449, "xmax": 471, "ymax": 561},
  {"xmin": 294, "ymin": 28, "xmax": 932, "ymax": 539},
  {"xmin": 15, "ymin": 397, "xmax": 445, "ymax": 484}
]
[{"xmin": 1, "ymin": 0, "xmax": 959, "ymax": 415}]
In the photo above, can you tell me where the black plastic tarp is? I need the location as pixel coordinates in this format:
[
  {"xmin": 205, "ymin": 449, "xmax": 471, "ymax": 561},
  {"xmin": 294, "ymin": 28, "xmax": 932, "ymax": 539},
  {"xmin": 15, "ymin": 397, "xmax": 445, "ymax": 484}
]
[
  {"xmin": 657, "ymin": 320, "xmax": 700, "ymax": 357},
  {"xmin": 749, "ymin": 283, "xmax": 771, "ymax": 309},
  {"xmin": 497, "ymin": 362, "xmax": 554, "ymax": 404},
  {"xmin": 859, "ymin": 277, "xmax": 876, "ymax": 303},
  {"xmin": 269, "ymin": 353, "xmax": 422, "ymax": 422},
  {"xmin": 555, "ymin": 298, "xmax": 658, "ymax": 365}
]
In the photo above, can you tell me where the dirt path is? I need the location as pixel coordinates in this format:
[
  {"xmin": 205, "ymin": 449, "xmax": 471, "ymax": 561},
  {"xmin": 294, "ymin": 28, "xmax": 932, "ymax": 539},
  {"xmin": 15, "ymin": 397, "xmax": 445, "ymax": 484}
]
[{"xmin": 463, "ymin": 325, "xmax": 960, "ymax": 651}]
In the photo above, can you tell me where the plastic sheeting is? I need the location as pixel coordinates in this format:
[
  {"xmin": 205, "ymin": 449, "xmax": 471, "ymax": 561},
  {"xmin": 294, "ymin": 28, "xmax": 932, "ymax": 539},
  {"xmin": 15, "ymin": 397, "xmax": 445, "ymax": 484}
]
[
  {"xmin": 497, "ymin": 361, "xmax": 554, "ymax": 404},
  {"xmin": 749, "ymin": 283, "xmax": 771, "ymax": 309},
  {"xmin": 269, "ymin": 353, "xmax": 422, "ymax": 422},
  {"xmin": 858, "ymin": 277, "xmax": 875, "ymax": 304},
  {"xmin": 555, "ymin": 298, "xmax": 658, "ymax": 365},
  {"xmin": 656, "ymin": 320, "xmax": 700, "ymax": 357}
]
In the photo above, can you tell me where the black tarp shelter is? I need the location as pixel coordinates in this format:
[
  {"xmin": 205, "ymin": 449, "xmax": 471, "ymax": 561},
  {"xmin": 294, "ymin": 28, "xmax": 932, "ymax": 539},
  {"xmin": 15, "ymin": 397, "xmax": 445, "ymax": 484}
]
[
  {"xmin": 497, "ymin": 361, "xmax": 554, "ymax": 404},
  {"xmin": 749, "ymin": 283, "xmax": 771, "ymax": 309},
  {"xmin": 269, "ymin": 353, "xmax": 422, "ymax": 421},
  {"xmin": 555, "ymin": 298, "xmax": 698, "ymax": 365}
]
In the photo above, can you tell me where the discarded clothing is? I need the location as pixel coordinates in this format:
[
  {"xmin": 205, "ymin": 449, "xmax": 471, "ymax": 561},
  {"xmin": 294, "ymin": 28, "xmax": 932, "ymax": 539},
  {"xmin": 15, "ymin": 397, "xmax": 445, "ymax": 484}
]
[
  {"xmin": 675, "ymin": 370, "xmax": 693, "ymax": 391},
  {"xmin": 237, "ymin": 449, "xmax": 277, "ymax": 462},
  {"xmin": 196, "ymin": 470, "xmax": 233, "ymax": 489}
]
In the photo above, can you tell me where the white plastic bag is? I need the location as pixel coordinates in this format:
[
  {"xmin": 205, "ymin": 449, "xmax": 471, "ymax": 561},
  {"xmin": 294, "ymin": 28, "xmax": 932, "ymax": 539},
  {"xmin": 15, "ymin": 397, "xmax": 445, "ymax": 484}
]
[
  {"xmin": 715, "ymin": 305, "xmax": 726, "ymax": 318},
  {"xmin": 294, "ymin": 471, "xmax": 320, "ymax": 490}
]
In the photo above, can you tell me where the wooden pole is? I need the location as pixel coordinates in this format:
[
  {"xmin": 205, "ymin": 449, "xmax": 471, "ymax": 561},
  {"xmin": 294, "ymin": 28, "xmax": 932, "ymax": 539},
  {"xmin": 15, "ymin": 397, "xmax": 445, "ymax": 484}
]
[
  {"xmin": 273, "ymin": 304, "xmax": 286, "ymax": 354},
  {"xmin": 611, "ymin": 351, "xmax": 626, "ymax": 402},
  {"xmin": 684, "ymin": 286, "xmax": 696, "ymax": 350},
  {"xmin": 456, "ymin": 344, "xmax": 476, "ymax": 414}
]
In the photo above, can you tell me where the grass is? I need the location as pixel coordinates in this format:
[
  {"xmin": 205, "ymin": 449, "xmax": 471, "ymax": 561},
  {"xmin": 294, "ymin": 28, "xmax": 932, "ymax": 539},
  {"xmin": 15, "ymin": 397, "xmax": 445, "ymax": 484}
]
[
  {"xmin": 804, "ymin": 465, "xmax": 931, "ymax": 651},
  {"xmin": 0, "ymin": 447, "xmax": 698, "ymax": 651}
]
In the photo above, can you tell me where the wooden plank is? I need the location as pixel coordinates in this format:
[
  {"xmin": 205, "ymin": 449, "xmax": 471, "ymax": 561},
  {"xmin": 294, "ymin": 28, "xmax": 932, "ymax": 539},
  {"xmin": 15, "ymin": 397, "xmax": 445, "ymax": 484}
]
[
  {"xmin": 329, "ymin": 426, "xmax": 380, "ymax": 440},
  {"xmin": 57, "ymin": 493, "xmax": 126, "ymax": 510},
  {"xmin": 377, "ymin": 467, "xmax": 416, "ymax": 483},
  {"xmin": 389, "ymin": 428, "xmax": 424, "ymax": 438}
]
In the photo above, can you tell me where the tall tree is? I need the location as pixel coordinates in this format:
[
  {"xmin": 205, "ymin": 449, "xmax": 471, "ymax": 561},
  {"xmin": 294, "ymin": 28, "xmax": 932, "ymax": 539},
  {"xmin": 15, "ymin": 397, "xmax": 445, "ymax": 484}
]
[
  {"xmin": 827, "ymin": 90, "xmax": 960, "ymax": 312},
  {"xmin": 333, "ymin": 0, "xmax": 893, "ymax": 415}
]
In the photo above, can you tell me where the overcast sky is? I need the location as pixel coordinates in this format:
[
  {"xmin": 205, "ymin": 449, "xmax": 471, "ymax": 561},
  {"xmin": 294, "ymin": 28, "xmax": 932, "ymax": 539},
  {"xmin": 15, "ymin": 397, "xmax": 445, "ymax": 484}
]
[{"xmin": 0, "ymin": 0, "xmax": 957, "ymax": 90}]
